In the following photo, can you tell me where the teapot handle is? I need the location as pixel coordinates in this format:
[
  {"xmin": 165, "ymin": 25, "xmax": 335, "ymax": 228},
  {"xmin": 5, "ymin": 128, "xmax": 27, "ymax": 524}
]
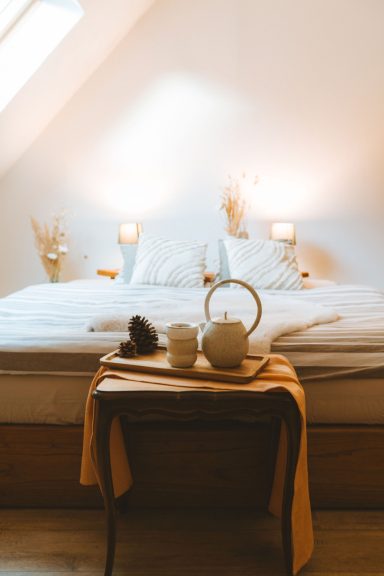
[{"xmin": 204, "ymin": 278, "xmax": 262, "ymax": 337}]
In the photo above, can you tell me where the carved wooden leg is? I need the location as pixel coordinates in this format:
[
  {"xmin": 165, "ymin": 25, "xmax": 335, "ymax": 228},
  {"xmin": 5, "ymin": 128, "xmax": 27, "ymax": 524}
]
[
  {"xmin": 94, "ymin": 400, "xmax": 117, "ymax": 576},
  {"xmin": 281, "ymin": 404, "xmax": 301, "ymax": 576},
  {"xmin": 267, "ymin": 416, "xmax": 282, "ymax": 503}
]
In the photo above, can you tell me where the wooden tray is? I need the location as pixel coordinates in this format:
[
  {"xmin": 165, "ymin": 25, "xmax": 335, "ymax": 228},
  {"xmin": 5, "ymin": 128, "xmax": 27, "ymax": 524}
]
[{"xmin": 99, "ymin": 349, "xmax": 269, "ymax": 384}]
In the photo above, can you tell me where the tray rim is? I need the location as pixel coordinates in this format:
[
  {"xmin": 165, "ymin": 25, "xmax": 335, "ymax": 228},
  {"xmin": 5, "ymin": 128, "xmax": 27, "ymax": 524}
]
[{"xmin": 99, "ymin": 348, "xmax": 269, "ymax": 385}]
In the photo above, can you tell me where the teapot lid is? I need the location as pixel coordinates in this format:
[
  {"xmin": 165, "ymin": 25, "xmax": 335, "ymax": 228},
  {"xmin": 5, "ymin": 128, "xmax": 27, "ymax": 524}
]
[{"xmin": 212, "ymin": 311, "xmax": 241, "ymax": 325}]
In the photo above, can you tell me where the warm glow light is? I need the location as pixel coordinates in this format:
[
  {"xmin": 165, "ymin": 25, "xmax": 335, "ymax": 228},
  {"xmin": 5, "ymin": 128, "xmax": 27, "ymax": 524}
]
[
  {"xmin": 250, "ymin": 175, "xmax": 322, "ymax": 220},
  {"xmin": 0, "ymin": 0, "xmax": 83, "ymax": 112},
  {"xmin": 107, "ymin": 175, "xmax": 173, "ymax": 217},
  {"xmin": 118, "ymin": 222, "xmax": 142, "ymax": 244},
  {"xmin": 83, "ymin": 73, "xmax": 239, "ymax": 218},
  {"xmin": 270, "ymin": 222, "xmax": 296, "ymax": 245}
]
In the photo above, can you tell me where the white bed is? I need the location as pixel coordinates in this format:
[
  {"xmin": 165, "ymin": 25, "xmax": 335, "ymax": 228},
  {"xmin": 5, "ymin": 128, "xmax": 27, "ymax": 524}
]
[
  {"xmin": 1, "ymin": 277, "xmax": 384, "ymax": 508},
  {"xmin": 1, "ymin": 278, "xmax": 384, "ymax": 425}
]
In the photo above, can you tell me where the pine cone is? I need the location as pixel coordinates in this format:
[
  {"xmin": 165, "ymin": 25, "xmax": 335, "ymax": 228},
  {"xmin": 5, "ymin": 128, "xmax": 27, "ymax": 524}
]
[
  {"xmin": 128, "ymin": 315, "xmax": 158, "ymax": 354},
  {"xmin": 118, "ymin": 339, "xmax": 137, "ymax": 358}
]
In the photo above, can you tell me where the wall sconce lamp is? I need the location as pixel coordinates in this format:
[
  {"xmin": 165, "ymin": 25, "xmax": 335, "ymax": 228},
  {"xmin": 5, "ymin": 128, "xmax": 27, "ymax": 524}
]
[
  {"xmin": 118, "ymin": 222, "xmax": 143, "ymax": 245},
  {"xmin": 270, "ymin": 222, "xmax": 296, "ymax": 245}
]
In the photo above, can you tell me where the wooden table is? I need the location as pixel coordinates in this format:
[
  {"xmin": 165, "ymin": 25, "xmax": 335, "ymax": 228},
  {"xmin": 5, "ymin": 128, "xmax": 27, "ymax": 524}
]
[{"xmin": 92, "ymin": 380, "xmax": 302, "ymax": 576}]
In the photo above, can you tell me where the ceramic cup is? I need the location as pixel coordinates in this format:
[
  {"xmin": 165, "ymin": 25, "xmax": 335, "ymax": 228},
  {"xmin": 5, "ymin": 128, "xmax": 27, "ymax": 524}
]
[{"xmin": 166, "ymin": 322, "xmax": 199, "ymax": 368}]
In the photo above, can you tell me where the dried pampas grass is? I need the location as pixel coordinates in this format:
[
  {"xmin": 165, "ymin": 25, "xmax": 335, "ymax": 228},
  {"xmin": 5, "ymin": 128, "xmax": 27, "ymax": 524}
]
[
  {"xmin": 220, "ymin": 173, "xmax": 258, "ymax": 238},
  {"xmin": 31, "ymin": 212, "xmax": 69, "ymax": 283}
]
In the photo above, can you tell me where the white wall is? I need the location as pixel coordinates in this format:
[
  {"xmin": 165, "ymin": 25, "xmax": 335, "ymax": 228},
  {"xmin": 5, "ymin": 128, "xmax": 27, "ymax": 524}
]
[
  {"xmin": 1, "ymin": 0, "xmax": 384, "ymax": 295},
  {"xmin": 0, "ymin": 0, "xmax": 156, "ymax": 178}
]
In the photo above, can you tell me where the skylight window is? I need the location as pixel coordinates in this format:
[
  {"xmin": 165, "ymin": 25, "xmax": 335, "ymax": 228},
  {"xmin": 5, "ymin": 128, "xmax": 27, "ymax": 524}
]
[
  {"xmin": 0, "ymin": 0, "xmax": 83, "ymax": 112},
  {"xmin": 0, "ymin": 0, "xmax": 32, "ymax": 37}
]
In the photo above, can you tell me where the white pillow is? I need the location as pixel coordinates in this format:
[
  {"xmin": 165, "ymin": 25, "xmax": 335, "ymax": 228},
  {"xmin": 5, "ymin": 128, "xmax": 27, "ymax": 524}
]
[
  {"xmin": 130, "ymin": 233, "xmax": 207, "ymax": 288},
  {"xmin": 223, "ymin": 238, "xmax": 303, "ymax": 290}
]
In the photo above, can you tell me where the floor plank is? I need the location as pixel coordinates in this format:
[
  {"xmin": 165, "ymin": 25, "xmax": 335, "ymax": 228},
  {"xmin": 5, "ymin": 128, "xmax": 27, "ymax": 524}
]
[{"xmin": 0, "ymin": 509, "xmax": 384, "ymax": 575}]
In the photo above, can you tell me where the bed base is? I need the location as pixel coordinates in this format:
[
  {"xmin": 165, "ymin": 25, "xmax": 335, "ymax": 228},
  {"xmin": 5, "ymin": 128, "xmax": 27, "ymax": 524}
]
[{"xmin": 0, "ymin": 423, "xmax": 383, "ymax": 509}]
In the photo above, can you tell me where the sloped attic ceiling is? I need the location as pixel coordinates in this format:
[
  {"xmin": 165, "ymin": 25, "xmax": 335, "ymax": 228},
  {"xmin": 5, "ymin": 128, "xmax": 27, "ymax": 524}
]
[{"xmin": 0, "ymin": 0, "xmax": 156, "ymax": 179}]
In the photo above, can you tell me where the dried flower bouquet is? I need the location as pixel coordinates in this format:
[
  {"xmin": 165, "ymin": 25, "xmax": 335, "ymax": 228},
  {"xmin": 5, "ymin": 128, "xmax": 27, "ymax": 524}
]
[
  {"xmin": 220, "ymin": 174, "xmax": 258, "ymax": 238},
  {"xmin": 31, "ymin": 212, "xmax": 68, "ymax": 283}
]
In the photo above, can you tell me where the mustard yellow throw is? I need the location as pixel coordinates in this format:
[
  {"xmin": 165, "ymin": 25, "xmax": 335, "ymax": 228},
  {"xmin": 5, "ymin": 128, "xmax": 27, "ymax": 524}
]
[{"xmin": 80, "ymin": 354, "xmax": 313, "ymax": 574}]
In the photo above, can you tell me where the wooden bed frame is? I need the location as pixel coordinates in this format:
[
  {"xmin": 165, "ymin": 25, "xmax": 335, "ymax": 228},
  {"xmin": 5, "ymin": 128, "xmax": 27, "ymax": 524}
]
[{"xmin": 1, "ymin": 422, "xmax": 383, "ymax": 509}]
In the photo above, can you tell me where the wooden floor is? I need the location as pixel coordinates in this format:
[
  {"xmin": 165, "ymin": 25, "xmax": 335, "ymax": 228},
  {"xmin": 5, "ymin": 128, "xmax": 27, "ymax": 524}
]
[{"xmin": 0, "ymin": 509, "xmax": 384, "ymax": 575}]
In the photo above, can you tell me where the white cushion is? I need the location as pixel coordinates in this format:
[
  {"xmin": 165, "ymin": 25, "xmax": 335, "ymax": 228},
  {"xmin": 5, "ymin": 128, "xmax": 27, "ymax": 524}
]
[
  {"xmin": 223, "ymin": 238, "xmax": 303, "ymax": 290},
  {"xmin": 130, "ymin": 233, "xmax": 207, "ymax": 288}
]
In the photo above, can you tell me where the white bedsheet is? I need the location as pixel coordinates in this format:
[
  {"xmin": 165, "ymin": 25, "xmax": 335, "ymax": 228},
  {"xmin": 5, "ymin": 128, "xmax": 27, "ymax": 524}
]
[
  {"xmin": 0, "ymin": 279, "xmax": 337, "ymax": 357},
  {"xmin": 1, "ymin": 279, "xmax": 384, "ymax": 381},
  {"xmin": 1, "ymin": 279, "xmax": 384, "ymax": 425}
]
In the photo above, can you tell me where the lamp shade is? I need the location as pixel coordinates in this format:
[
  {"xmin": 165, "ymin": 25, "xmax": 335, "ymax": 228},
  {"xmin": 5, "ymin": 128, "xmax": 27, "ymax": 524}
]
[
  {"xmin": 270, "ymin": 222, "xmax": 296, "ymax": 245},
  {"xmin": 118, "ymin": 222, "xmax": 142, "ymax": 244}
]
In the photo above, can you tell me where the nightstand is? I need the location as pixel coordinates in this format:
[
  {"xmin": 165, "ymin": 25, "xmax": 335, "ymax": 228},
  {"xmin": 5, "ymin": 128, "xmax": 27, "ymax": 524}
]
[
  {"xmin": 85, "ymin": 355, "xmax": 310, "ymax": 576},
  {"xmin": 97, "ymin": 269, "xmax": 120, "ymax": 280}
]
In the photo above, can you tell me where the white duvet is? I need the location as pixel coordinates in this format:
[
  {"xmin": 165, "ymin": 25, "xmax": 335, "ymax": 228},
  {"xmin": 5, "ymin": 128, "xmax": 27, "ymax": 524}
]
[
  {"xmin": 3, "ymin": 280, "xmax": 384, "ymax": 425},
  {"xmin": 3, "ymin": 279, "xmax": 384, "ymax": 388},
  {"xmin": 88, "ymin": 286, "xmax": 338, "ymax": 354},
  {"xmin": 0, "ymin": 279, "xmax": 339, "ymax": 357}
]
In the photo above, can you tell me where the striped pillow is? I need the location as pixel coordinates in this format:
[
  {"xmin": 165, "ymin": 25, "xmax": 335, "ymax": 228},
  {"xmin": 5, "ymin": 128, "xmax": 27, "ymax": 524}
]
[
  {"xmin": 223, "ymin": 238, "xmax": 303, "ymax": 290},
  {"xmin": 130, "ymin": 233, "xmax": 207, "ymax": 288}
]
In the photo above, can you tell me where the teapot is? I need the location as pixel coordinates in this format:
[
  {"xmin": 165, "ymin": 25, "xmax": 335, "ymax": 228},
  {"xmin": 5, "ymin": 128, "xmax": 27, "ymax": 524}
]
[{"xmin": 201, "ymin": 278, "xmax": 262, "ymax": 368}]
